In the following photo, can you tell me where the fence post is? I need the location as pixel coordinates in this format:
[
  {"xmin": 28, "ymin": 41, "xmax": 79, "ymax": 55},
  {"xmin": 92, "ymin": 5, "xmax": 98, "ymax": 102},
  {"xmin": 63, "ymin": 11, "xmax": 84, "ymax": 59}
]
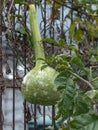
[{"xmin": 0, "ymin": 0, "xmax": 3, "ymax": 129}]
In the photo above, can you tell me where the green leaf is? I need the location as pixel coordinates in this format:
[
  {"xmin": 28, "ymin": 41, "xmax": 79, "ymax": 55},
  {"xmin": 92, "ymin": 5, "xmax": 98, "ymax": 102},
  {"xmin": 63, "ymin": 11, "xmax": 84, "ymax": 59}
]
[
  {"xmin": 74, "ymin": 29, "xmax": 84, "ymax": 42},
  {"xmin": 55, "ymin": 71, "xmax": 92, "ymax": 124},
  {"xmin": 55, "ymin": 71, "xmax": 70, "ymax": 90},
  {"xmin": 68, "ymin": 44, "xmax": 81, "ymax": 57},
  {"xmin": 55, "ymin": 73, "xmax": 76, "ymax": 120},
  {"xmin": 86, "ymin": 21, "xmax": 96, "ymax": 41},
  {"xmin": 70, "ymin": 23, "xmax": 76, "ymax": 37},
  {"xmin": 69, "ymin": 113, "xmax": 98, "ymax": 130},
  {"xmin": 59, "ymin": 39, "xmax": 66, "ymax": 48},
  {"xmin": 92, "ymin": 80, "xmax": 98, "ymax": 89},
  {"xmin": 16, "ymin": 26, "xmax": 27, "ymax": 35},
  {"xmin": 90, "ymin": 56, "xmax": 97, "ymax": 63},
  {"xmin": 15, "ymin": 14, "xmax": 23, "ymax": 18},
  {"xmin": 71, "ymin": 57, "xmax": 84, "ymax": 68},
  {"xmin": 57, "ymin": 82, "xmax": 76, "ymax": 120},
  {"xmin": 84, "ymin": 90, "xmax": 98, "ymax": 99},
  {"xmin": 41, "ymin": 64, "xmax": 48, "ymax": 70},
  {"xmin": 74, "ymin": 92, "xmax": 91, "ymax": 116},
  {"xmin": 42, "ymin": 38, "xmax": 59, "ymax": 46},
  {"xmin": 15, "ymin": 0, "xmax": 21, "ymax": 3},
  {"xmin": 15, "ymin": 0, "xmax": 29, "ymax": 6}
]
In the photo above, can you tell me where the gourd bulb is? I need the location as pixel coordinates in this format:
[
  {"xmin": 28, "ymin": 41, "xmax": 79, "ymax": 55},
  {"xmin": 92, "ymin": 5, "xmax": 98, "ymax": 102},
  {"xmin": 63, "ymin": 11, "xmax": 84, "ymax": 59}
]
[{"xmin": 22, "ymin": 65, "xmax": 60, "ymax": 105}]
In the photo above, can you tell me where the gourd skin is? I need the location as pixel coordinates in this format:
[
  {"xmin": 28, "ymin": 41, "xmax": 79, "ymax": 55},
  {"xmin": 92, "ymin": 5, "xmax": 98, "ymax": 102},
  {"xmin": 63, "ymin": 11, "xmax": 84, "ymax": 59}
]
[
  {"xmin": 22, "ymin": 65, "xmax": 60, "ymax": 105},
  {"xmin": 21, "ymin": 5, "xmax": 60, "ymax": 105}
]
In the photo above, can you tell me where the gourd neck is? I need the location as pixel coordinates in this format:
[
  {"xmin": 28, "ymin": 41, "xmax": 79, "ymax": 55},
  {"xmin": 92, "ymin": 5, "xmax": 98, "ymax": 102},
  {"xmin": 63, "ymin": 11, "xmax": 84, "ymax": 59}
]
[{"xmin": 29, "ymin": 5, "xmax": 45, "ymax": 65}]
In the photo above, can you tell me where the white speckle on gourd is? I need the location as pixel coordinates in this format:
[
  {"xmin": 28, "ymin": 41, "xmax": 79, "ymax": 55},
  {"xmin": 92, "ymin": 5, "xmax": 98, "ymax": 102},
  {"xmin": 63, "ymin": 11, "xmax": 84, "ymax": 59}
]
[
  {"xmin": 43, "ymin": 91, "xmax": 48, "ymax": 95},
  {"xmin": 33, "ymin": 93, "xmax": 37, "ymax": 97}
]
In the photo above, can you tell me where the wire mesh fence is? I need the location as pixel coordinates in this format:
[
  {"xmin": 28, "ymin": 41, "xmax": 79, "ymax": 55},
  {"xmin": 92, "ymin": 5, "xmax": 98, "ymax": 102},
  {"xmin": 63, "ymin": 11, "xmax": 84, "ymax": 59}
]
[{"xmin": 0, "ymin": 0, "xmax": 67, "ymax": 130}]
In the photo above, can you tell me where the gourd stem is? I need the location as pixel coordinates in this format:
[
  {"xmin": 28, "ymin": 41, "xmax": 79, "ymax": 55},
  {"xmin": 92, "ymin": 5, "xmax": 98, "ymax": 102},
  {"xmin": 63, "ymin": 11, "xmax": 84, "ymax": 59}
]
[{"xmin": 29, "ymin": 5, "xmax": 45, "ymax": 65}]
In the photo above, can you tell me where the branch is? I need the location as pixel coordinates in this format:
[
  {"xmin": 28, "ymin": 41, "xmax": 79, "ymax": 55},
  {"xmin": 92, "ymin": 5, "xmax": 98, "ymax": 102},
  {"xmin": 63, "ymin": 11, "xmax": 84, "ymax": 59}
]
[{"xmin": 68, "ymin": 70, "xmax": 94, "ymax": 89}]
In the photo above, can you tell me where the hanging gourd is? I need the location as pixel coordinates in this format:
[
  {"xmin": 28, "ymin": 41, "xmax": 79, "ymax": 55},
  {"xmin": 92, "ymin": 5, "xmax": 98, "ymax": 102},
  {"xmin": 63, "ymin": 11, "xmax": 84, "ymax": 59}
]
[{"xmin": 21, "ymin": 5, "xmax": 60, "ymax": 106}]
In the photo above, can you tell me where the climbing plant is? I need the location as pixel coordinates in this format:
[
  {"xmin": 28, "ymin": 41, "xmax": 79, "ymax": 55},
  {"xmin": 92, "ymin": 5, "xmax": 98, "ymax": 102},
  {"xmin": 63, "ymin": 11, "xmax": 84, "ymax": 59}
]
[{"xmin": 2, "ymin": 0, "xmax": 98, "ymax": 129}]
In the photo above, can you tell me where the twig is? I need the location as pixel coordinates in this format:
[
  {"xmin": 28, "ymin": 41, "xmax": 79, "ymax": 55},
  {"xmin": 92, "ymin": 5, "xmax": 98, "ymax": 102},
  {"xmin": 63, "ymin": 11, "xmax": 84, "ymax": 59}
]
[
  {"xmin": 90, "ymin": 76, "xmax": 98, "ymax": 83},
  {"xmin": 68, "ymin": 70, "xmax": 94, "ymax": 89},
  {"xmin": 54, "ymin": 0, "xmax": 98, "ymax": 17},
  {"xmin": 7, "ymin": 0, "xmax": 15, "ymax": 17},
  {"xmin": 0, "ymin": 0, "xmax": 14, "ymax": 37}
]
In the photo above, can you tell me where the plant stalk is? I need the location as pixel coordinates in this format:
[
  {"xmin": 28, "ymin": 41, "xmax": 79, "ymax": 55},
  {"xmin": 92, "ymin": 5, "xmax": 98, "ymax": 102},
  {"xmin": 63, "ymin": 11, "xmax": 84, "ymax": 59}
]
[{"xmin": 29, "ymin": 5, "xmax": 45, "ymax": 65}]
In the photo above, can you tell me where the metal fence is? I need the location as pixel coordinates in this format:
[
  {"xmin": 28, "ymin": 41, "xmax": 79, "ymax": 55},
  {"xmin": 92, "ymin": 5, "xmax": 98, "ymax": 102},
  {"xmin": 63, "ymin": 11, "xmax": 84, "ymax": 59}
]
[
  {"xmin": 1, "ymin": 1, "xmax": 98, "ymax": 130},
  {"xmin": 0, "ymin": 0, "xmax": 66, "ymax": 130}
]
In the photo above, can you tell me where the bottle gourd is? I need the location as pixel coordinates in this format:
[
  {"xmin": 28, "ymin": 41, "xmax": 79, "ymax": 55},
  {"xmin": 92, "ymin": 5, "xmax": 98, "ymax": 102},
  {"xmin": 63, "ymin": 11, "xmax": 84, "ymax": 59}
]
[{"xmin": 22, "ymin": 5, "xmax": 60, "ymax": 106}]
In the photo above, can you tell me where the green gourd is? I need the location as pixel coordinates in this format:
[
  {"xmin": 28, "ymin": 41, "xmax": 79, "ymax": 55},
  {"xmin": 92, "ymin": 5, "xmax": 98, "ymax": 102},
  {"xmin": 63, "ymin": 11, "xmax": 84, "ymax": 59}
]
[{"xmin": 21, "ymin": 5, "xmax": 60, "ymax": 106}]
